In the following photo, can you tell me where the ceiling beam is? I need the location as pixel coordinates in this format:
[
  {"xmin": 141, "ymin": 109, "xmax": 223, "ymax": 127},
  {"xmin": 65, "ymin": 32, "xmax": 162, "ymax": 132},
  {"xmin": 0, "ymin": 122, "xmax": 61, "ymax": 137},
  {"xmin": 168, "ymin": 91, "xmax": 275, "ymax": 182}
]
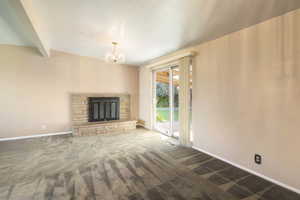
[{"xmin": 13, "ymin": 0, "xmax": 50, "ymax": 57}]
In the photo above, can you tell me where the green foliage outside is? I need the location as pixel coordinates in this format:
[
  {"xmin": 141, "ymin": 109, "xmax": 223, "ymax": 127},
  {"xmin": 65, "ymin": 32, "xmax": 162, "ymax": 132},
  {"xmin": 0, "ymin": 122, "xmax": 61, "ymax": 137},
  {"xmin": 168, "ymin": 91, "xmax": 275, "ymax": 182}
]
[
  {"xmin": 156, "ymin": 82, "xmax": 178, "ymax": 107},
  {"xmin": 156, "ymin": 112, "xmax": 165, "ymax": 122},
  {"xmin": 156, "ymin": 109, "xmax": 179, "ymax": 122},
  {"xmin": 156, "ymin": 82, "xmax": 179, "ymax": 122}
]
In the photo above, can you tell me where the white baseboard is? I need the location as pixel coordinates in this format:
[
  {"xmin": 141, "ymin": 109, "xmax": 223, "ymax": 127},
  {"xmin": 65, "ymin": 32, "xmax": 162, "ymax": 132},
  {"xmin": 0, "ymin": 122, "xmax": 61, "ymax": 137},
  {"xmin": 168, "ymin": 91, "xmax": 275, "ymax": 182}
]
[
  {"xmin": 0, "ymin": 131, "xmax": 72, "ymax": 142},
  {"xmin": 192, "ymin": 146, "xmax": 300, "ymax": 195}
]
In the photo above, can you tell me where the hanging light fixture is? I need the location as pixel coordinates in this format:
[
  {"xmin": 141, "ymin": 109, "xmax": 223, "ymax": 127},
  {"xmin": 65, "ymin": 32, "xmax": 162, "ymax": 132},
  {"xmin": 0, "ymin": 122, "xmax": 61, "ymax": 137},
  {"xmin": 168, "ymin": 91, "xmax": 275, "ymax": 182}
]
[{"xmin": 105, "ymin": 42, "xmax": 125, "ymax": 64}]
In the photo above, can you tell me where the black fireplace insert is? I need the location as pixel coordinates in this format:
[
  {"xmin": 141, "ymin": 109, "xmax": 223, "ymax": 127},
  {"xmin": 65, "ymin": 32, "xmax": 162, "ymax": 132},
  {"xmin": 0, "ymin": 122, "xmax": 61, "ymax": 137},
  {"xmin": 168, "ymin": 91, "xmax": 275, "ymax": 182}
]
[{"xmin": 88, "ymin": 97, "xmax": 120, "ymax": 122}]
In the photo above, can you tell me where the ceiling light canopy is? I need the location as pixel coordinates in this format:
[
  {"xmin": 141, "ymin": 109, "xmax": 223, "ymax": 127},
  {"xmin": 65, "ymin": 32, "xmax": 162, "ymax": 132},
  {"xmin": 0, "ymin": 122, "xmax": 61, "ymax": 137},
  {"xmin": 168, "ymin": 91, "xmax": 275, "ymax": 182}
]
[{"xmin": 105, "ymin": 42, "xmax": 125, "ymax": 64}]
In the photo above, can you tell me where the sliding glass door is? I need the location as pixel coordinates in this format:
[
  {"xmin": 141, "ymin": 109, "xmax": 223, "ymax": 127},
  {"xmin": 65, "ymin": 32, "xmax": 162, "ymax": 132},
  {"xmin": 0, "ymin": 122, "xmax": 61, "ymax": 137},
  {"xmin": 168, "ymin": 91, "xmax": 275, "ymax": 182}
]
[
  {"xmin": 171, "ymin": 67, "xmax": 179, "ymax": 138},
  {"xmin": 154, "ymin": 68, "xmax": 171, "ymax": 136},
  {"xmin": 154, "ymin": 66, "xmax": 179, "ymax": 138}
]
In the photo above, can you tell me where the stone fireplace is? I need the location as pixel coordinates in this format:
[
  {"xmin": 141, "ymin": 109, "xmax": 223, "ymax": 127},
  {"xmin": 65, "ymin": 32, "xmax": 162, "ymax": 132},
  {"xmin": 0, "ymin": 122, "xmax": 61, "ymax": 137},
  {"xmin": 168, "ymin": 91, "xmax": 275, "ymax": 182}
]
[{"xmin": 71, "ymin": 93, "xmax": 137, "ymax": 136}]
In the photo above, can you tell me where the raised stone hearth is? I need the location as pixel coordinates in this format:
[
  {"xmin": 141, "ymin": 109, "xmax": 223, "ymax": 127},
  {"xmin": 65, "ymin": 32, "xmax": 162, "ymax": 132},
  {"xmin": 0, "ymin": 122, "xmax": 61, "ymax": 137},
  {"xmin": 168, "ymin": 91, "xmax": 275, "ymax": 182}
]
[
  {"xmin": 71, "ymin": 93, "xmax": 136, "ymax": 136},
  {"xmin": 73, "ymin": 120, "xmax": 137, "ymax": 136}
]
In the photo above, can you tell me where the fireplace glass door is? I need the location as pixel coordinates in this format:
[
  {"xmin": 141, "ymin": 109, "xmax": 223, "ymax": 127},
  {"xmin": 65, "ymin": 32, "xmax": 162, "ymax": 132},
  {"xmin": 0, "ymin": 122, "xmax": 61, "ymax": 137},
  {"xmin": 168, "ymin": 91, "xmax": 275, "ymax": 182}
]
[{"xmin": 88, "ymin": 97, "xmax": 120, "ymax": 122}]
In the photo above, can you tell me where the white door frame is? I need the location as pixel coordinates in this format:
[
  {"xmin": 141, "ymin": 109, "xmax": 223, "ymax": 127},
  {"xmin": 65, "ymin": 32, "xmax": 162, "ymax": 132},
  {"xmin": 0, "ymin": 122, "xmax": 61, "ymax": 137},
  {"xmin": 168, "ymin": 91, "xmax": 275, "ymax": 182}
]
[
  {"xmin": 147, "ymin": 53, "xmax": 195, "ymax": 146},
  {"xmin": 152, "ymin": 66, "xmax": 178, "ymax": 138}
]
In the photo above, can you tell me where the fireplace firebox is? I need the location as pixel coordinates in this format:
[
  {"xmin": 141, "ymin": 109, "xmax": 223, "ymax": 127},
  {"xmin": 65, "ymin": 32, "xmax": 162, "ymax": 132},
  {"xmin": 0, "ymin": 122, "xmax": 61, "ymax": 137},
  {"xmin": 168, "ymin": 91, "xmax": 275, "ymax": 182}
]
[{"xmin": 88, "ymin": 97, "xmax": 120, "ymax": 122}]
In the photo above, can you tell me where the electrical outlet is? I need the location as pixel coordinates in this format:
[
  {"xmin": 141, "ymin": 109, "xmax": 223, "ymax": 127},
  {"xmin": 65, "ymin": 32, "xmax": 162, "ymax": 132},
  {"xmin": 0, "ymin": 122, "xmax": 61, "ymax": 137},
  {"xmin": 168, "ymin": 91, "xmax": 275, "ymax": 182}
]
[{"xmin": 255, "ymin": 154, "xmax": 262, "ymax": 164}]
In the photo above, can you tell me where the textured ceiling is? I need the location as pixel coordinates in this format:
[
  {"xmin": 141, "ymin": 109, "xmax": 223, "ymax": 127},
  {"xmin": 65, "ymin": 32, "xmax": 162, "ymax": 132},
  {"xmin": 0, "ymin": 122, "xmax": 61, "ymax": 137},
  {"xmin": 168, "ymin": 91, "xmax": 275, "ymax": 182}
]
[{"xmin": 1, "ymin": 0, "xmax": 300, "ymax": 65}]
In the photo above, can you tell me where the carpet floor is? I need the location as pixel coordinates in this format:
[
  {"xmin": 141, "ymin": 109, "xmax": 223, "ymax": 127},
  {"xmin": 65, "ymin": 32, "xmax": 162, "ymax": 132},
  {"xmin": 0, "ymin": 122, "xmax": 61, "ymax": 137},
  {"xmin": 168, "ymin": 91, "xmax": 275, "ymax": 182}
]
[{"xmin": 0, "ymin": 128, "xmax": 299, "ymax": 200}]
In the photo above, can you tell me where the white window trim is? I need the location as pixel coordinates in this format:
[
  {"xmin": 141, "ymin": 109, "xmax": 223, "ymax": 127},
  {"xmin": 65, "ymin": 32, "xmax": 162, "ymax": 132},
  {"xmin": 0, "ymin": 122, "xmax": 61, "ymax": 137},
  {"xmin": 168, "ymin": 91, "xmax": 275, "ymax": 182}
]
[
  {"xmin": 149, "ymin": 51, "xmax": 195, "ymax": 146},
  {"xmin": 144, "ymin": 51, "xmax": 196, "ymax": 70}
]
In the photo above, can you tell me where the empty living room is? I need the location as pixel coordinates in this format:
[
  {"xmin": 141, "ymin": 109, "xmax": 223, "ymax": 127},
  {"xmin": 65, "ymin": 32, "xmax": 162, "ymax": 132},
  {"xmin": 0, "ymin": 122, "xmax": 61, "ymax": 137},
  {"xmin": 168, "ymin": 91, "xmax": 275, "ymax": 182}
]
[{"xmin": 1, "ymin": 0, "xmax": 300, "ymax": 199}]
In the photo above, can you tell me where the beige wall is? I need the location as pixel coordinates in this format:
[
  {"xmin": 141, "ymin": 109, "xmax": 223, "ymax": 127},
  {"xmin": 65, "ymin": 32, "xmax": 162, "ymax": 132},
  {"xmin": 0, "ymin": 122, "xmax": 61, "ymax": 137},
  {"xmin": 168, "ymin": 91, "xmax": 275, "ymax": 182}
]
[
  {"xmin": 138, "ymin": 67, "xmax": 152, "ymax": 129},
  {"xmin": 139, "ymin": 9, "xmax": 300, "ymax": 190},
  {"xmin": 0, "ymin": 45, "xmax": 139, "ymax": 138}
]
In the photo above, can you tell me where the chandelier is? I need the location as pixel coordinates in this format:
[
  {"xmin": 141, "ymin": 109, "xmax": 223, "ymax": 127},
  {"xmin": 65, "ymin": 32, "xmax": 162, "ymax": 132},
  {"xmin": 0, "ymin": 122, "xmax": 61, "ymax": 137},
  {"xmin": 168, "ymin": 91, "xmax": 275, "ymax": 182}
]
[{"xmin": 105, "ymin": 42, "xmax": 125, "ymax": 64}]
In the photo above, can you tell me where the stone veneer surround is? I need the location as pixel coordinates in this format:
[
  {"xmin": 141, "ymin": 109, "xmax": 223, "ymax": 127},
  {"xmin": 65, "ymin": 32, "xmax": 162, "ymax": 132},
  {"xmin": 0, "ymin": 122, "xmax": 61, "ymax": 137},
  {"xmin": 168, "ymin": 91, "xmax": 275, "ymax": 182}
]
[
  {"xmin": 71, "ymin": 93, "xmax": 130, "ymax": 124},
  {"xmin": 71, "ymin": 93, "xmax": 136, "ymax": 136},
  {"xmin": 73, "ymin": 120, "xmax": 137, "ymax": 136}
]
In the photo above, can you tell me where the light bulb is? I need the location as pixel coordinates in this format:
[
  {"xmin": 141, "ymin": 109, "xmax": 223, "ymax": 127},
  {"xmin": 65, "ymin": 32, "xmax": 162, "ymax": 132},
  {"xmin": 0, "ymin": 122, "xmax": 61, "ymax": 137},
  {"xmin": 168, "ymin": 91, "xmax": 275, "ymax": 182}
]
[{"xmin": 105, "ymin": 42, "xmax": 126, "ymax": 64}]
